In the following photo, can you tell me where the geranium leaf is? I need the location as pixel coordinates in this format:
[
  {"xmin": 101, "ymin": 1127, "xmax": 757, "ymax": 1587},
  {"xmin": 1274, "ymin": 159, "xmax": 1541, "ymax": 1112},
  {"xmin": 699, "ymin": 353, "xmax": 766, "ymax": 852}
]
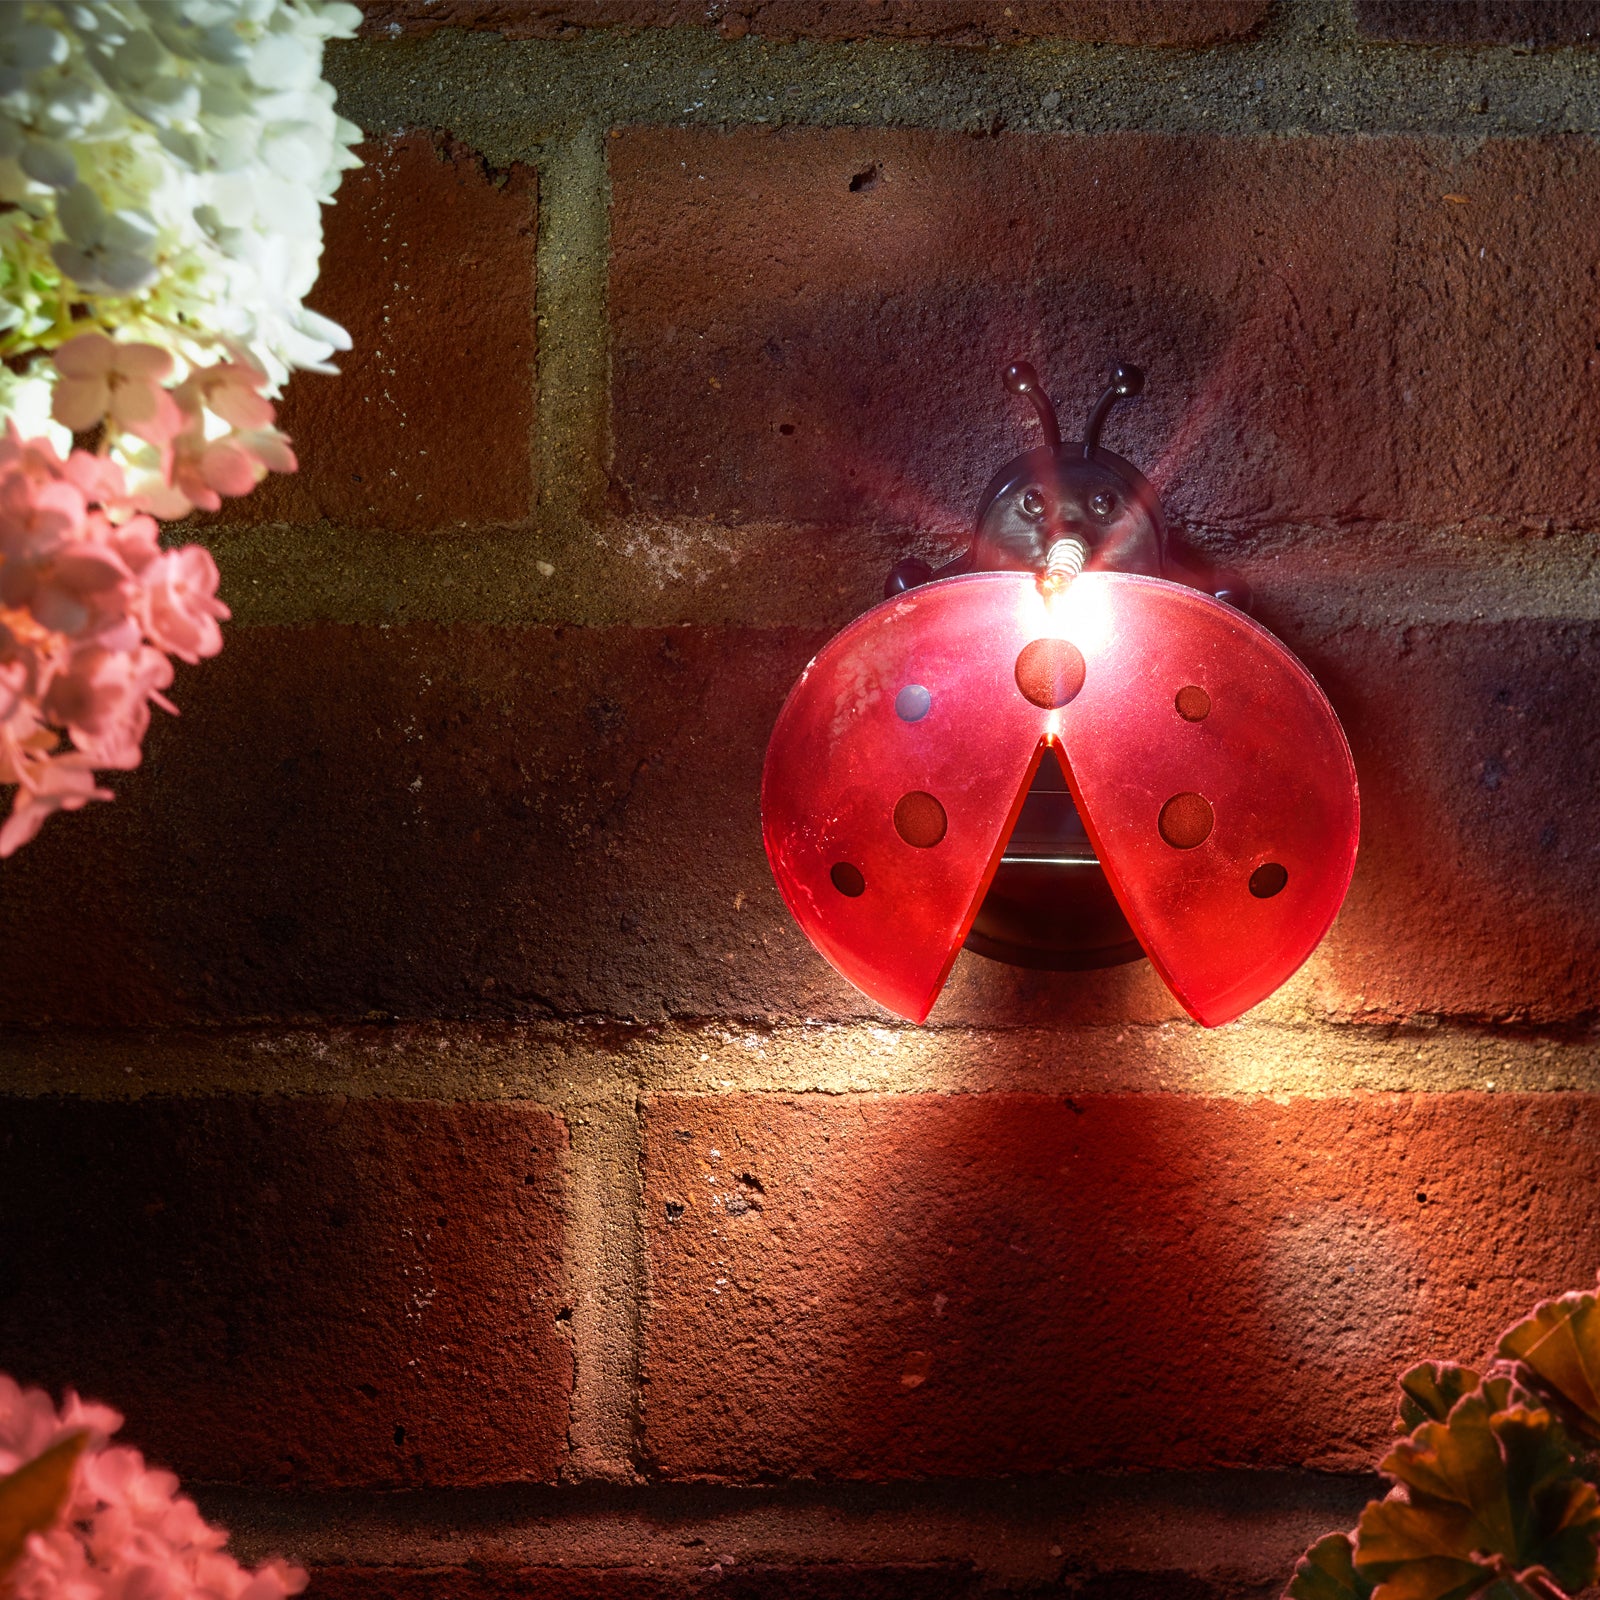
[
  {"xmin": 1354, "ymin": 1395, "xmax": 1600, "ymax": 1600},
  {"xmin": 1465, "ymin": 1556, "xmax": 1574, "ymax": 1600},
  {"xmin": 1402, "ymin": 1365, "xmax": 1484, "ymax": 1431},
  {"xmin": 1501, "ymin": 1294, "xmax": 1600, "ymax": 1439},
  {"xmin": 1507, "ymin": 1565, "xmax": 1575, "ymax": 1600},
  {"xmin": 0, "ymin": 1430, "xmax": 86, "ymax": 1581},
  {"xmin": 1355, "ymin": 1551, "xmax": 1493, "ymax": 1600},
  {"xmin": 1357, "ymin": 1499, "xmax": 1489, "ymax": 1600},
  {"xmin": 1378, "ymin": 1394, "xmax": 1517, "ymax": 1547},
  {"xmin": 1289, "ymin": 1533, "xmax": 1376, "ymax": 1600},
  {"xmin": 1350, "ymin": 1546, "xmax": 1578, "ymax": 1600}
]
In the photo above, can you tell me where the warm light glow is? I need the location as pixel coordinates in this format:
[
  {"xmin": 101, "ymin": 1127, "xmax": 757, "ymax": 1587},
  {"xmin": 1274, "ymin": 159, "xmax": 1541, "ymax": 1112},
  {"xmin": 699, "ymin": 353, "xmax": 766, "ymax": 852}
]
[
  {"xmin": 1042, "ymin": 570, "xmax": 1116, "ymax": 655},
  {"xmin": 1014, "ymin": 579, "xmax": 1053, "ymax": 637},
  {"xmin": 1021, "ymin": 564, "xmax": 1116, "ymax": 653}
]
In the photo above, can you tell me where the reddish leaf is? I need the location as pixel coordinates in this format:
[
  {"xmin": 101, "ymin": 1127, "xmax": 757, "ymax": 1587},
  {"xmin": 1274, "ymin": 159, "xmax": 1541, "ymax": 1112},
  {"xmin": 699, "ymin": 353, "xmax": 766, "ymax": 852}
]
[
  {"xmin": 1501, "ymin": 1293, "xmax": 1600, "ymax": 1440},
  {"xmin": 1401, "ymin": 1365, "xmax": 1484, "ymax": 1432},
  {"xmin": 1355, "ymin": 1395, "xmax": 1600, "ymax": 1600},
  {"xmin": 0, "ymin": 1431, "xmax": 85, "ymax": 1583},
  {"xmin": 1289, "ymin": 1532, "xmax": 1376, "ymax": 1600}
]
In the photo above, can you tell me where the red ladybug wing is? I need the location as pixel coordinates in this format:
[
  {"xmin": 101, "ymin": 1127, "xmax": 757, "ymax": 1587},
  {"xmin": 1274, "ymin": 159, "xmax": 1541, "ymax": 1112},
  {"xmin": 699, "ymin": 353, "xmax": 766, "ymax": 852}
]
[
  {"xmin": 1055, "ymin": 573, "xmax": 1359, "ymax": 1026},
  {"xmin": 761, "ymin": 574, "xmax": 1054, "ymax": 1021},
  {"xmin": 762, "ymin": 569, "xmax": 1360, "ymax": 1027}
]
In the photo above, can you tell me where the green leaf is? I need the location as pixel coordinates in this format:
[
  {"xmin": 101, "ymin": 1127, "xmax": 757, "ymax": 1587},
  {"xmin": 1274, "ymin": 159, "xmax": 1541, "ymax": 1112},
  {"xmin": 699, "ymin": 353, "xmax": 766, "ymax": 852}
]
[
  {"xmin": 1401, "ymin": 1365, "xmax": 1484, "ymax": 1431},
  {"xmin": 1354, "ymin": 1395, "xmax": 1600, "ymax": 1600},
  {"xmin": 0, "ymin": 1431, "xmax": 86, "ymax": 1582},
  {"xmin": 1289, "ymin": 1533, "xmax": 1376, "ymax": 1600},
  {"xmin": 1501, "ymin": 1293, "xmax": 1600, "ymax": 1439}
]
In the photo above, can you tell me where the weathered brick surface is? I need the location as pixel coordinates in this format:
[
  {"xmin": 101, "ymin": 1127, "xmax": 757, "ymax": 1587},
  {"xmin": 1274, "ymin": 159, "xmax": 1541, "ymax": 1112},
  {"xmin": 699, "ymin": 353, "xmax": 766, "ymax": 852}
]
[
  {"xmin": 640, "ymin": 1091, "xmax": 1600, "ymax": 1479},
  {"xmin": 610, "ymin": 130, "xmax": 1600, "ymax": 538},
  {"xmin": 0, "ymin": 1097, "xmax": 570, "ymax": 1487},
  {"xmin": 1, "ymin": 616, "xmax": 1598, "ymax": 1027},
  {"xmin": 0, "ymin": 624, "xmax": 812, "ymax": 1027},
  {"xmin": 245, "ymin": 132, "xmax": 536, "ymax": 533},
  {"xmin": 20, "ymin": 0, "xmax": 1600, "ymax": 1585},
  {"xmin": 1308, "ymin": 620, "xmax": 1600, "ymax": 1023},
  {"xmin": 312, "ymin": 1565, "xmax": 981, "ymax": 1599},
  {"xmin": 305, "ymin": 1567, "xmax": 1297, "ymax": 1600},
  {"xmin": 357, "ymin": 0, "xmax": 1270, "ymax": 45},
  {"xmin": 1354, "ymin": 1, "xmax": 1600, "ymax": 45}
]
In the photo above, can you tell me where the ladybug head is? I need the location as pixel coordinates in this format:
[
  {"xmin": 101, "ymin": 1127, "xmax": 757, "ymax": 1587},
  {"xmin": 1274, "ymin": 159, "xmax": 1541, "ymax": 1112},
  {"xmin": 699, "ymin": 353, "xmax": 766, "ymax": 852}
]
[
  {"xmin": 973, "ymin": 361, "xmax": 1165, "ymax": 580},
  {"xmin": 887, "ymin": 361, "xmax": 1168, "ymax": 596}
]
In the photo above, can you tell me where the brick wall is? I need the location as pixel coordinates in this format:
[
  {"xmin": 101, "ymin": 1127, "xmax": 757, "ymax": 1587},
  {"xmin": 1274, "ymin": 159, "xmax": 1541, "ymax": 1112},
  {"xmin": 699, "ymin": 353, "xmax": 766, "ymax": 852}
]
[{"xmin": 5, "ymin": 0, "xmax": 1600, "ymax": 1595}]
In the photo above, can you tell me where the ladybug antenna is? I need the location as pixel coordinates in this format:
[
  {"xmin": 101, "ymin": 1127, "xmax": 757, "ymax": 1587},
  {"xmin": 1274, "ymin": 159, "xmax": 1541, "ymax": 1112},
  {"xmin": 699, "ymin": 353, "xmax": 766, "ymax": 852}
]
[
  {"xmin": 1002, "ymin": 361, "xmax": 1061, "ymax": 451},
  {"xmin": 1082, "ymin": 362, "xmax": 1144, "ymax": 459}
]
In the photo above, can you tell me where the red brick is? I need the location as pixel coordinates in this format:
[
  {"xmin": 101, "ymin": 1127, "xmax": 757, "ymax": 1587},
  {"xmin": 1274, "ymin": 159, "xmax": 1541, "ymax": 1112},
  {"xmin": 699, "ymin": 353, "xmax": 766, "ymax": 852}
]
[
  {"xmin": 0, "ymin": 1097, "xmax": 570, "ymax": 1487},
  {"xmin": 245, "ymin": 132, "xmax": 536, "ymax": 532},
  {"xmin": 0, "ymin": 617, "xmax": 1598, "ymax": 1027},
  {"xmin": 0, "ymin": 624, "xmax": 825, "ymax": 1028},
  {"xmin": 640, "ymin": 1092, "xmax": 1600, "ymax": 1480},
  {"xmin": 1354, "ymin": 1, "xmax": 1600, "ymax": 44},
  {"xmin": 1388, "ymin": 140, "xmax": 1600, "ymax": 524},
  {"xmin": 357, "ymin": 0, "xmax": 1270, "ymax": 45},
  {"xmin": 1308, "ymin": 620, "xmax": 1600, "ymax": 1023},
  {"xmin": 311, "ymin": 1566, "xmax": 980, "ymax": 1599},
  {"xmin": 609, "ymin": 130, "xmax": 1600, "ymax": 536}
]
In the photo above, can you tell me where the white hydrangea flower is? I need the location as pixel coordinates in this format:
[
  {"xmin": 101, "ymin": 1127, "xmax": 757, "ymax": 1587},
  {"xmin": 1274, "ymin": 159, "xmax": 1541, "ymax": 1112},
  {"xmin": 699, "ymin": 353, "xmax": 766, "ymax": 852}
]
[
  {"xmin": 0, "ymin": 0, "xmax": 360, "ymax": 855},
  {"xmin": 0, "ymin": 0, "xmax": 361, "ymax": 472},
  {"xmin": 0, "ymin": 365, "xmax": 64, "ymax": 452}
]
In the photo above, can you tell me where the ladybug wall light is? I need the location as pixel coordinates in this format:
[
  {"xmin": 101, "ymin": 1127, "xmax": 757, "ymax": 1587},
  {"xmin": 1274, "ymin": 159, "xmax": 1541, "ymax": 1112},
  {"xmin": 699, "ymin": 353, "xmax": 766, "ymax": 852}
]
[{"xmin": 760, "ymin": 360, "xmax": 1360, "ymax": 1026}]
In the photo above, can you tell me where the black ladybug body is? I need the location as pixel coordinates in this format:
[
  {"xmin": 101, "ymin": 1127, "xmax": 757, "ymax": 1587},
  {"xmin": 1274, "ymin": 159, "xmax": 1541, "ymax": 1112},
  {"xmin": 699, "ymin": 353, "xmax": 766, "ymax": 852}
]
[{"xmin": 886, "ymin": 362, "xmax": 1167, "ymax": 598}]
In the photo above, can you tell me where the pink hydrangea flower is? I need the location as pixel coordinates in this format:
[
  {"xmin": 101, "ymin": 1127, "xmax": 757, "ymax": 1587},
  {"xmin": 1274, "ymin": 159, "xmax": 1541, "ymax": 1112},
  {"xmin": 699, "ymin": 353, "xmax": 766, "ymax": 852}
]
[
  {"xmin": 51, "ymin": 335, "xmax": 181, "ymax": 446},
  {"xmin": 173, "ymin": 360, "xmax": 276, "ymax": 434},
  {"xmin": 169, "ymin": 428, "xmax": 296, "ymax": 514},
  {"xmin": 2, "ymin": 543, "xmax": 131, "ymax": 641},
  {"xmin": 0, "ymin": 636, "xmax": 39, "ymax": 722},
  {"xmin": 0, "ymin": 471, "xmax": 88, "ymax": 565},
  {"xmin": 0, "ymin": 1376, "xmax": 306, "ymax": 1600},
  {"xmin": 61, "ymin": 450, "xmax": 133, "ymax": 511},
  {"xmin": 0, "ymin": 344, "xmax": 302, "ymax": 851},
  {"xmin": 103, "ymin": 512, "xmax": 162, "ymax": 576},
  {"xmin": 0, "ymin": 753, "xmax": 113, "ymax": 857},
  {"xmin": 42, "ymin": 646, "xmax": 158, "ymax": 767},
  {"xmin": 138, "ymin": 547, "xmax": 229, "ymax": 665},
  {"xmin": 0, "ymin": 425, "xmax": 85, "ymax": 488}
]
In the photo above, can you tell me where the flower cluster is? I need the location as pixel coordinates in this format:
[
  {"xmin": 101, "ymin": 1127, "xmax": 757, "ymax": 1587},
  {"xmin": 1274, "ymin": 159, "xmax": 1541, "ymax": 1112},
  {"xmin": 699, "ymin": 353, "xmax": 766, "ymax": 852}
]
[
  {"xmin": 0, "ymin": 1, "xmax": 360, "ymax": 849},
  {"xmin": 0, "ymin": 412, "xmax": 231, "ymax": 854},
  {"xmin": 0, "ymin": 1, "xmax": 362, "ymax": 456},
  {"xmin": 0, "ymin": 1375, "xmax": 307, "ymax": 1600}
]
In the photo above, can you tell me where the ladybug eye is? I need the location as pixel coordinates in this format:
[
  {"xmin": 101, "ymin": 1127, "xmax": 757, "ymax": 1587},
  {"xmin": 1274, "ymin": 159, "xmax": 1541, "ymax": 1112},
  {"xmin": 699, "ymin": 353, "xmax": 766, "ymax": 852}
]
[
  {"xmin": 1090, "ymin": 490, "xmax": 1116, "ymax": 518},
  {"xmin": 1019, "ymin": 487, "xmax": 1046, "ymax": 521}
]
